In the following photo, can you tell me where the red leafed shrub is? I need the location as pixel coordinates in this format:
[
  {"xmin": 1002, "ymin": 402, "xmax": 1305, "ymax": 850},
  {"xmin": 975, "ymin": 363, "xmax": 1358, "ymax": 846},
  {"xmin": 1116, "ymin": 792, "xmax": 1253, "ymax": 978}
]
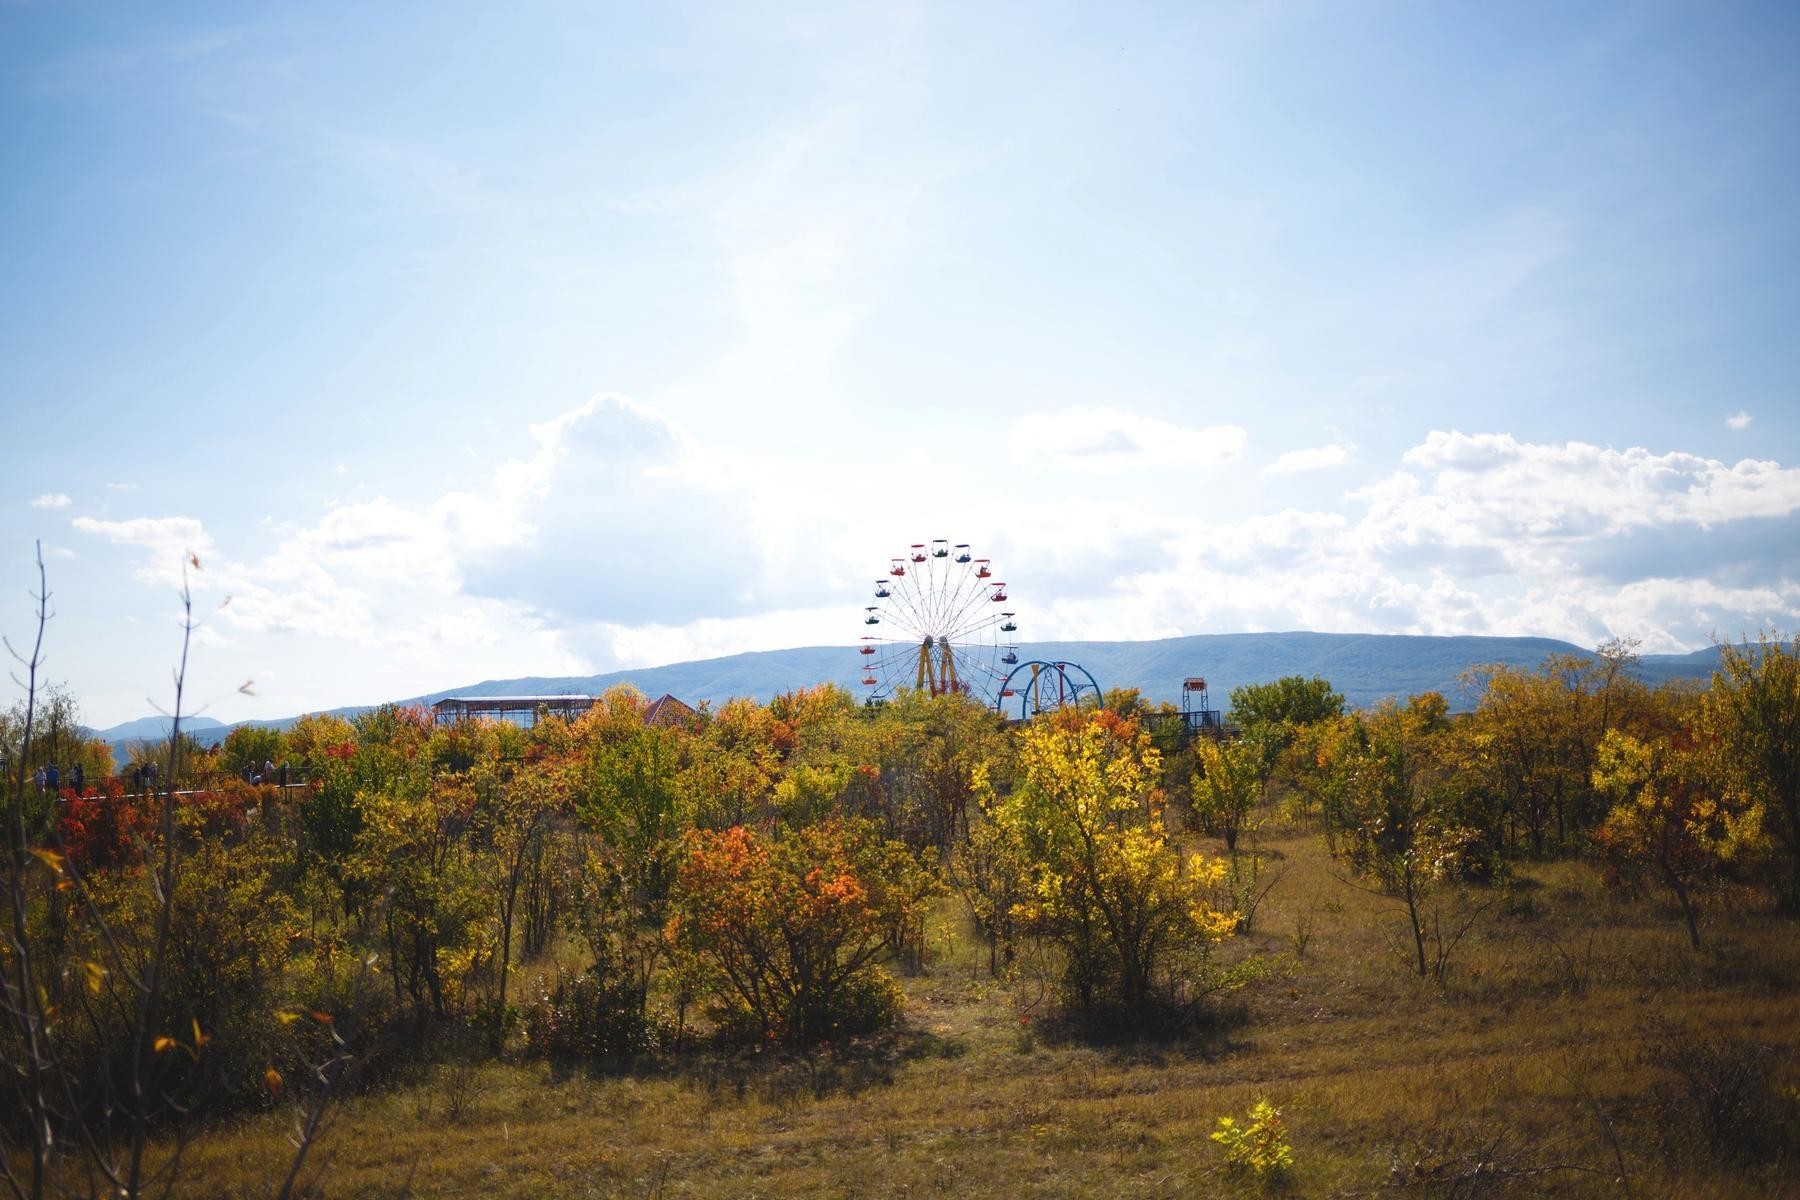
[
  {"xmin": 181, "ymin": 781, "xmax": 255, "ymax": 840},
  {"xmin": 57, "ymin": 777, "xmax": 153, "ymax": 871}
]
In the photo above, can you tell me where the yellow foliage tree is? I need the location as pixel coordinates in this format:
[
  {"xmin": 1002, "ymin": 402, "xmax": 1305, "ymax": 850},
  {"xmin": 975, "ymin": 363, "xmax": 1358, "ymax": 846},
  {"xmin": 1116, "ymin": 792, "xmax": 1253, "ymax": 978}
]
[{"xmin": 988, "ymin": 710, "xmax": 1234, "ymax": 1019}]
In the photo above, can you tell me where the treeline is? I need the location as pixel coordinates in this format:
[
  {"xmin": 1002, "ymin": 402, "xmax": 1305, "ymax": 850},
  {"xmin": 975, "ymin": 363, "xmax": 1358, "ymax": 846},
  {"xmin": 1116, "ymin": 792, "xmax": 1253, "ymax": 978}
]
[
  {"xmin": 3, "ymin": 611, "xmax": 1797, "ymax": 1196},
  {"xmin": 1215, "ymin": 637, "xmax": 1799, "ymax": 952}
]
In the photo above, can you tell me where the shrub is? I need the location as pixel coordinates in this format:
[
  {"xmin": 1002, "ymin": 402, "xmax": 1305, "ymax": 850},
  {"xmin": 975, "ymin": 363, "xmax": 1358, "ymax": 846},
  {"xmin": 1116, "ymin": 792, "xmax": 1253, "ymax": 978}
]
[
  {"xmin": 1211, "ymin": 1098, "xmax": 1294, "ymax": 1175},
  {"xmin": 524, "ymin": 966, "xmax": 657, "ymax": 1061},
  {"xmin": 987, "ymin": 710, "xmax": 1236, "ymax": 1021},
  {"xmin": 668, "ymin": 818, "xmax": 929, "ymax": 1044},
  {"xmin": 1644, "ymin": 1024, "xmax": 1796, "ymax": 1166}
]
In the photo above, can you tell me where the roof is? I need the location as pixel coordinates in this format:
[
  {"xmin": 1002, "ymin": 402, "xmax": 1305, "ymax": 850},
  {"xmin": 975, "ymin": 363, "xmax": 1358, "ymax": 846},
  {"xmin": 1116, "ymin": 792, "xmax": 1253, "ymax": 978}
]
[{"xmin": 643, "ymin": 693, "xmax": 696, "ymax": 727}]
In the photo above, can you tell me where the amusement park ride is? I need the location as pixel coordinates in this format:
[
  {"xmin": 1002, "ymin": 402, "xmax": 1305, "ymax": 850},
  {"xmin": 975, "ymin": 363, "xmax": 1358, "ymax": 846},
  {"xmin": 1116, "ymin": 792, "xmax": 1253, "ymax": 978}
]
[
  {"xmin": 856, "ymin": 539, "xmax": 1228, "ymax": 735},
  {"xmin": 858, "ymin": 540, "xmax": 1017, "ymax": 704},
  {"xmin": 855, "ymin": 539, "xmax": 1101, "ymax": 720}
]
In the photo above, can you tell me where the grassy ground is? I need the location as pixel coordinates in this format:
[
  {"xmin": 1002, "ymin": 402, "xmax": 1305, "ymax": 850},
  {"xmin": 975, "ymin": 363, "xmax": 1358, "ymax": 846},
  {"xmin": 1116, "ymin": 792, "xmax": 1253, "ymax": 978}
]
[{"xmin": 169, "ymin": 825, "xmax": 1799, "ymax": 1198}]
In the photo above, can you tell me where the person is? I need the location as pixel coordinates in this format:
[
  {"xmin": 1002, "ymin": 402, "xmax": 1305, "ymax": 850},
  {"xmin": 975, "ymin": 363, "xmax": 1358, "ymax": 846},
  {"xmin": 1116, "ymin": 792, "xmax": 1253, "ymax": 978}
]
[
  {"xmin": 278, "ymin": 760, "xmax": 289, "ymax": 788},
  {"xmin": 71, "ymin": 763, "xmax": 84, "ymax": 796},
  {"xmin": 46, "ymin": 763, "xmax": 59, "ymax": 793},
  {"xmin": 129, "ymin": 763, "xmax": 142, "ymax": 791},
  {"xmin": 144, "ymin": 761, "xmax": 158, "ymax": 791},
  {"xmin": 34, "ymin": 766, "xmax": 46, "ymax": 795},
  {"xmin": 263, "ymin": 758, "xmax": 275, "ymax": 786}
]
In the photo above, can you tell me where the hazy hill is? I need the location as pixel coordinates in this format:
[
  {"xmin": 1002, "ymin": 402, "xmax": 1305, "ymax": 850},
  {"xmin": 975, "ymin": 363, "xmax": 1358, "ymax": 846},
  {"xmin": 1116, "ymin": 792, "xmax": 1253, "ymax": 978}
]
[
  {"xmin": 91, "ymin": 714, "xmax": 226, "ymax": 744},
  {"xmin": 94, "ymin": 632, "xmax": 1727, "ymax": 756}
]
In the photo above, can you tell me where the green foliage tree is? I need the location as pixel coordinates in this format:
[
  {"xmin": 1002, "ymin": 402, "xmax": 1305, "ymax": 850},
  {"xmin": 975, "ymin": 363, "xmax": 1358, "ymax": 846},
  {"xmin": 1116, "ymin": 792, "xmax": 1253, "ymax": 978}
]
[
  {"xmin": 220, "ymin": 723, "xmax": 286, "ymax": 780},
  {"xmin": 1228, "ymin": 675, "xmax": 1345, "ymax": 730}
]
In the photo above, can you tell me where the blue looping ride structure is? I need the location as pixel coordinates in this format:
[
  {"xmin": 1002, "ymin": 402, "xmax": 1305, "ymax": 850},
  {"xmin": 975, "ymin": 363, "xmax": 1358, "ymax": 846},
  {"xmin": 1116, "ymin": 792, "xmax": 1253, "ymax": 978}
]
[{"xmin": 994, "ymin": 660, "xmax": 1103, "ymax": 719}]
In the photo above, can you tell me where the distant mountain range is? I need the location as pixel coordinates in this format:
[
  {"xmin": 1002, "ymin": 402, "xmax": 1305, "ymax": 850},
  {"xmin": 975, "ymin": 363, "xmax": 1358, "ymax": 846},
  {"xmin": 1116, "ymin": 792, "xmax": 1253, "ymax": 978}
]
[{"xmin": 93, "ymin": 632, "xmax": 1727, "ymax": 754}]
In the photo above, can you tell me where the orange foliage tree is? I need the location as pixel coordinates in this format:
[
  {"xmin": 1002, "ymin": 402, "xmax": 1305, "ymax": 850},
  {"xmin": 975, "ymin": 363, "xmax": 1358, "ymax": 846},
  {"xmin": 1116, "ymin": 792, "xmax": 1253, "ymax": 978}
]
[{"xmin": 668, "ymin": 817, "xmax": 934, "ymax": 1043}]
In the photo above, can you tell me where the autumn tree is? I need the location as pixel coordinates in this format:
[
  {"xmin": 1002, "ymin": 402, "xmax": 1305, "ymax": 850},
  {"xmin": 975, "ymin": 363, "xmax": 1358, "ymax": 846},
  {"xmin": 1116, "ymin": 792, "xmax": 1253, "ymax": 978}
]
[
  {"xmin": 1703, "ymin": 634, "xmax": 1800, "ymax": 909},
  {"xmin": 668, "ymin": 818, "xmax": 929, "ymax": 1043},
  {"xmin": 1327, "ymin": 694, "xmax": 1480, "ymax": 979},
  {"xmin": 351, "ymin": 771, "xmax": 485, "ymax": 1042},
  {"xmin": 990, "ymin": 709, "xmax": 1235, "ymax": 1020},
  {"xmin": 851, "ymin": 690, "xmax": 1008, "ymax": 853},
  {"xmin": 1231, "ymin": 674, "xmax": 1343, "ymax": 770},
  {"xmin": 1192, "ymin": 734, "xmax": 1262, "ymax": 853},
  {"xmin": 1592, "ymin": 725, "xmax": 1760, "ymax": 947}
]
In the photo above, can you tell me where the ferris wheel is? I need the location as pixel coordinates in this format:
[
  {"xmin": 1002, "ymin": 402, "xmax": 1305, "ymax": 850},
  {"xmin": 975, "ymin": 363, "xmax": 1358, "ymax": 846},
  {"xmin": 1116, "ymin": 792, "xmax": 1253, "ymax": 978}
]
[{"xmin": 858, "ymin": 539, "xmax": 1020, "ymax": 705}]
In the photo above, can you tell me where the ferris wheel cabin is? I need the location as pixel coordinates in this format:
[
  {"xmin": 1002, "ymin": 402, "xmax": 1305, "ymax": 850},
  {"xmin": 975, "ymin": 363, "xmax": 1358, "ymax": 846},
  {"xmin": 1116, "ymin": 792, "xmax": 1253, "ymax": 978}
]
[{"xmin": 954, "ymin": 543, "xmax": 971, "ymax": 562}]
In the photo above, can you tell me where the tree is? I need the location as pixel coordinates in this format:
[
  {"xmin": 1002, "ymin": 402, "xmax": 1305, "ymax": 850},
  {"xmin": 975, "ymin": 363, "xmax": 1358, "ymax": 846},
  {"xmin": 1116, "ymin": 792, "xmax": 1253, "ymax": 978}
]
[
  {"xmin": 1228, "ymin": 676, "xmax": 1345, "ymax": 805},
  {"xmin": 1702, "ymin": 635, "xmax": 1800, "ymax": 909},
  {"xmin": 351, "ymin": 773, "xmax": 484, "ymax": 1042},
  {"xmin": 1192, "ymin": 735, "xmax": 1261, "ymax": 853},
  {"xmin": 668, "ymin": 818, "xmax": 926, "ymax": 1043},
  {"xmin": 220, "ymin": 723, "xmax": 286, "ymax": 780},
  {"xmin": 1592, "ymin": 727, "xmax": 1759, "ymax": 948},
  {"xmin": 1227, "ymin": 675, "xmax": 1345, "ymax": 730},
  {"xmin": 1328, "ymin": 695, "xmax": 1478, "ymax": 980},
  {"xmin": 990, "ymin": 710, "xmax": 1234, "ymax": 1020}
]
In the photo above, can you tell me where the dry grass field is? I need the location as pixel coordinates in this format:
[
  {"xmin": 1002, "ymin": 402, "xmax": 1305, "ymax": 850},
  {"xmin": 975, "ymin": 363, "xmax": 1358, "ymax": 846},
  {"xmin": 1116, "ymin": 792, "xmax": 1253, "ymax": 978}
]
[{"xmin": 162, "ymin": 822, "xmax": 1799, "ymax": 1199}]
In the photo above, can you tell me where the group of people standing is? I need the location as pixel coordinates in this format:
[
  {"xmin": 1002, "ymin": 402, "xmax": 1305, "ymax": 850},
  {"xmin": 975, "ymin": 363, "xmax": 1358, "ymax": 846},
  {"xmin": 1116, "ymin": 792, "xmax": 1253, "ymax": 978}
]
[
  {"xmin": 244, "ymin": 759, "xmax": 289, "ymax": 788},
  {"xmin": 31, "ymin": 762, "xmax": 85, "ymax": 795}
]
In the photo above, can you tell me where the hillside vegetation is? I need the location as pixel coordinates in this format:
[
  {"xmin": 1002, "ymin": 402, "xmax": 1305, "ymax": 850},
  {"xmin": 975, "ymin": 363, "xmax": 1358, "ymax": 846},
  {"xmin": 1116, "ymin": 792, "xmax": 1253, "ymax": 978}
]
[{"xmin": 5, "ymin": 621, "xmax": 1798, "ymax": 1198}]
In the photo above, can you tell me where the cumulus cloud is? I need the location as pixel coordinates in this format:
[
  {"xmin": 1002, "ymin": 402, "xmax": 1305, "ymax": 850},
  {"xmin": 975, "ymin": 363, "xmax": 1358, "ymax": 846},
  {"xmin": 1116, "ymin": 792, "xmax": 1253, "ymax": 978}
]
[
  {"xmin": 30, "ymin": 493, "xmax": 71, "ymax": 509},
  {"xmin": 1084, "ymin": 429, "xmax": 1800, "ymax": 654},
  {"xmin": 1727, "ymin": 410, "xmax": 1752, "ymax": 430},
  {"xmin": 1006, "ymin": 407, "xmax": 1246, "ymax": 474},
  {"xmin": 1260, "ymin": 443, "xmax": 1352, "ymax": 476},
  {"xmin": 73, "ymin": 394, "xmax": 801, "ymax": 678},
  {"xmin": 1385, "ymin": 431, "xmax": 1800, "ymax": 541},
  {"xmin": 454, "ymin": 395, "xmax": 778, "ymax": 626}
]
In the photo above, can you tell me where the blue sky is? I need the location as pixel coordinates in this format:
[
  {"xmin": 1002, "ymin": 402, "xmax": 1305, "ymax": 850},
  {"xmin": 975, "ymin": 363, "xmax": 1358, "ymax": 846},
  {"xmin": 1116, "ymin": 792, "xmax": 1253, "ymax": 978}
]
[{"xmin": 3, "ymin": 1, "xmax": 1797, "ymax": 726}]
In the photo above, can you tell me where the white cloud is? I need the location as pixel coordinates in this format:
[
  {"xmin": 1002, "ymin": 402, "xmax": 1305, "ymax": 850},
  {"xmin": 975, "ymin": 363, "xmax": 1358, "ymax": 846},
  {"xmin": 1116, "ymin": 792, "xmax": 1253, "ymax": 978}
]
[
  {"xmin": 73, "ymin": 394, "xmax": 793, "ymax": 680},
  {"xmin": 1260, "ymin": 443, "xmax": 1351, "ymax": 476},
  {"xmin": 991, "ymin": 427, "xmax": 1800, "ymax": 658},
  {"xmin": 30, "ymin": 493, "xmax": 71, "ymax": 509},
  {"xmin": 1727, "ymin": 410, "xmax": 1752, "ymax": 430},
  {"xmin": 72, "ymin": 516, "xmax": 216, "ymax": 587},
  {"xmin": 1006, "ymin": 407, "xmax": 1246, "ymax": 474},
  {"xmin": 454, "ymin": 394, "xmax": 781, "ymax": 626}
]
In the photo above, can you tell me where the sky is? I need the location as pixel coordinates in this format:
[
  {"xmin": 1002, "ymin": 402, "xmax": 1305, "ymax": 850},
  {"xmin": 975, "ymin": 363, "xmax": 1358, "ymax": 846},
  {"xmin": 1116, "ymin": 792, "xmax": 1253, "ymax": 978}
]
[{"xmin": 2, "ymin": 1, "xmax": 1798, "ymax": 728}]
